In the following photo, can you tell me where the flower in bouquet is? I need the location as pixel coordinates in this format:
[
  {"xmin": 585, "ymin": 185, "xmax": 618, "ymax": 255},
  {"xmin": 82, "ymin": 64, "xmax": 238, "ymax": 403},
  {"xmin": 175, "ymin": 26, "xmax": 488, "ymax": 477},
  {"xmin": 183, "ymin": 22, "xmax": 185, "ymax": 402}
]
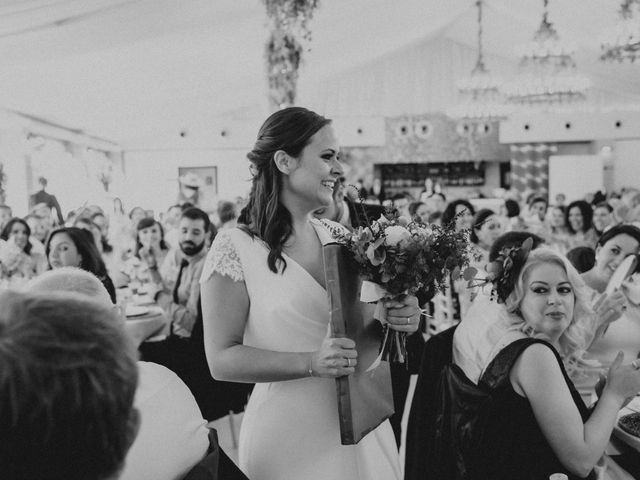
[{"xmin": 323, "ymin": 209, "xmax": 472, "ymax": 368}]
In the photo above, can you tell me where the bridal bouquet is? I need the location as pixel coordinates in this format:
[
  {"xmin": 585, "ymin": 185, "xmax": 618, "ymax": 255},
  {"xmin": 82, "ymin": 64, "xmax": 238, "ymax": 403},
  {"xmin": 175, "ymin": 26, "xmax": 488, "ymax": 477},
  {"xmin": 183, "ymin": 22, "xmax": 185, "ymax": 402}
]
[{"xmin": 322, "ymin": 211, "xmax": 471, "ymax": 367}]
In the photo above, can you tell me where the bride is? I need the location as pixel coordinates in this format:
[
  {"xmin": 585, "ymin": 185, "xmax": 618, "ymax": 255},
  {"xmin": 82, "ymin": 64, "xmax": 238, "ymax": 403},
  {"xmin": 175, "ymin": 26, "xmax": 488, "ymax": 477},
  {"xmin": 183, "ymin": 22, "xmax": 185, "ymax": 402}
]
[{"xmin": 199, "ymin": 107, "xmax": 420, "ymax": 480}]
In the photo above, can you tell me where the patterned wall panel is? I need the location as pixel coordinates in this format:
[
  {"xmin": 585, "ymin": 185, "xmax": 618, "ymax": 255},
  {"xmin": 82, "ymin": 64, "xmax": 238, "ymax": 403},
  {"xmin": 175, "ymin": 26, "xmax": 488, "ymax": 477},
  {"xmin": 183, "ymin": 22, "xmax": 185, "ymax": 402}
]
[
  {"xmin": 509, "ymin": 143, "xmax": 557, "ymax": 196},
  {"xmin": 385, "ymin": 113, "xmax": 509, "ymax": 164}
]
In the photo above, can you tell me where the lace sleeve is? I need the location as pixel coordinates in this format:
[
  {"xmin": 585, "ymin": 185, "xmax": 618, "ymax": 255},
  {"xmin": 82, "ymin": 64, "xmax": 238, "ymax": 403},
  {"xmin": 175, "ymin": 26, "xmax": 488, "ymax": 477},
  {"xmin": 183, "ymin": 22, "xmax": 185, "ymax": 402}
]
[{"xmin": 200, "ymin": 230, "xmax": 244, "ymax": 283}]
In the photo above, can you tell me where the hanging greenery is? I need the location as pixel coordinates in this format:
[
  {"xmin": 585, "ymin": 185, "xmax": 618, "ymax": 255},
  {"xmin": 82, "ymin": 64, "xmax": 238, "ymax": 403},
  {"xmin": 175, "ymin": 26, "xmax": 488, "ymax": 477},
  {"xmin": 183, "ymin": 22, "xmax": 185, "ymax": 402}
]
[
  {"xmin": 263, "ymin": 0, "xmax": 319, "ymax": 110},
  {"xmin": 0, "ymin": 163, "xmax": 6, "ymax": 204}
]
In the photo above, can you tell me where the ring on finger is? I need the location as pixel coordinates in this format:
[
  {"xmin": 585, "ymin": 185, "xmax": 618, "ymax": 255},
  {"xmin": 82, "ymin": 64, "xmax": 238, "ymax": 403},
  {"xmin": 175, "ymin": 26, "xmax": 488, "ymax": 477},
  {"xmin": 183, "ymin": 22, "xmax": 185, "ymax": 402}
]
[
  {"xmin": 346, "ymin": 358, "xmax": 352, "ymax": 368},
  {"xmin": 407, "ymin": 317, "xmax": 411, "ymax": 325},
  {"xmin": 632, "ymin": 359, "xmax": 640, "ymax": 370}
]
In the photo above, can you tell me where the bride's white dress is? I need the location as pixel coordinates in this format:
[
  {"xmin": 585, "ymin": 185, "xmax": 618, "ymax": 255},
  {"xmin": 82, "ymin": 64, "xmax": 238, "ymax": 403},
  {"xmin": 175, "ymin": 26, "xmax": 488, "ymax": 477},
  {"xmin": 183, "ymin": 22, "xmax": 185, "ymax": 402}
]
[{"xmin": 200, "ymin": 223, "xmax": 401, "ymax": 480}]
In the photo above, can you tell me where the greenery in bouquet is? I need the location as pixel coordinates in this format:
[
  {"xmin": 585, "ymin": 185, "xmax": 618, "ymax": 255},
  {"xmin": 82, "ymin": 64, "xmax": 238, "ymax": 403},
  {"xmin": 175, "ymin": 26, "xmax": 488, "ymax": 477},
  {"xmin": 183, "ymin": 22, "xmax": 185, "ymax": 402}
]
[{"xmin": 323, "ymin": 209, "xmax": 472, "ymax": 365}]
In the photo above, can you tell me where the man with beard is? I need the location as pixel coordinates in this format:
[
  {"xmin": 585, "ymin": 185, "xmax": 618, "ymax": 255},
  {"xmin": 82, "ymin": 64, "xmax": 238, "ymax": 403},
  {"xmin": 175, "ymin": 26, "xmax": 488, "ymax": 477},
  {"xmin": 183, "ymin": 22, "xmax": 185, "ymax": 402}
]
[{"xmin": 148, "ymin": 207, "xmax": 211, "ymax": 339}]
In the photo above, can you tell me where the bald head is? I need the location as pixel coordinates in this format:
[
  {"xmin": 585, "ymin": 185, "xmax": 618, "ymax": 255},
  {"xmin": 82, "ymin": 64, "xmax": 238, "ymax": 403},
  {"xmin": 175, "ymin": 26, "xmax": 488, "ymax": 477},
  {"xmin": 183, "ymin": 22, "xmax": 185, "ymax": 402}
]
[{"xmin": 26, "ymin": 267, "xmax": 112, "ymax": 307}]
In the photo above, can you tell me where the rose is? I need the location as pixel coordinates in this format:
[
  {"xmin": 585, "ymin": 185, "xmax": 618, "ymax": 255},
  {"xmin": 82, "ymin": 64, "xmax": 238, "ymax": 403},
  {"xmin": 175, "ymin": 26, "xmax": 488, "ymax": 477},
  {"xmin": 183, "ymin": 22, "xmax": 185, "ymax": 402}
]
[{"xmin": 383, "ymin": 225, "xmax": 412, "ymax": 248}]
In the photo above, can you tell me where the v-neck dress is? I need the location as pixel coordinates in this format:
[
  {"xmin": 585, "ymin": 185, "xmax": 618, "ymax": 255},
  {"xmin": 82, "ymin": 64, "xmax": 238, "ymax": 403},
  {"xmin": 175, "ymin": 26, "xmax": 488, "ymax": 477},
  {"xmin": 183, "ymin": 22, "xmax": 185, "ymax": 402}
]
[{"xmin": 200, "ymin": 221, "xmax": 401, "ymax": 480}]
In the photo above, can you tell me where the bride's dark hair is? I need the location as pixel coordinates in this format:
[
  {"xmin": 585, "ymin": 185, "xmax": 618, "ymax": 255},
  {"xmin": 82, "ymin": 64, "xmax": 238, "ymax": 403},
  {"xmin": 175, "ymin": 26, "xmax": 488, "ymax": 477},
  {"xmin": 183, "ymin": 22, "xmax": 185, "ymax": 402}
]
[{"xmin": 239, "ymin": 107, "xmax": 331, "ymax": 273}]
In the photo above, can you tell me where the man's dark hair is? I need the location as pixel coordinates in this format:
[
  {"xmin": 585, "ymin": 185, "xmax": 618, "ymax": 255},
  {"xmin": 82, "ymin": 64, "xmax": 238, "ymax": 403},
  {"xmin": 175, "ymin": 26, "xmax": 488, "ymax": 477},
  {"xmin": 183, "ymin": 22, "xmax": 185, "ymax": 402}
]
[
  {"xmin": 0, "ymin": 290, "xmax": 139, "ymax": 480},
  {"xmin": 181, "ymin": 207, "xmax": 211, "ymax": 232}
]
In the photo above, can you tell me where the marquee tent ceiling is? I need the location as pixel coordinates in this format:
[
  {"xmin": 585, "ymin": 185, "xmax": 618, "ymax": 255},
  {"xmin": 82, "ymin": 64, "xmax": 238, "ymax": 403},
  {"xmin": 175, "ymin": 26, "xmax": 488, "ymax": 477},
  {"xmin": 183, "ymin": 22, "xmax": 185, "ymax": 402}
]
[{"xmin": 0, "ymin": 0, "xmax": 637, "ymax": 149}]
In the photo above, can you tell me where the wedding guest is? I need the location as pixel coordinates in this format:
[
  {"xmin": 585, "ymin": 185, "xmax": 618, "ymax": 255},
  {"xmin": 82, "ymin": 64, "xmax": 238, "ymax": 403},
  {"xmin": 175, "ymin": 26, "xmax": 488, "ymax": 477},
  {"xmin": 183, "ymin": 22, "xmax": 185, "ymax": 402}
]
[
  {"xmin": 163, "ymin": 204, "xmax": 184, "ymax": 249},
  {"xmin": 200, "ymin": 106, "xmax": 419, "ymax": 480},
  {"xmin": 217, "ymin": 200, "xmax": 237, "ymax": 230},
  {"xmin": 0, "ymin": 217, "xmax": 47, "ymax": 281},
  {"xmin": 25, "ymin": 267, "xmax": 213, "ymax": 480},
  {"xmin": 147, "ymin": 208, "xmax": 210, "ymax": 339},
  {"xmin": 501, "ymin": 198, "xmax": 527, "ymax": 232},
  {"xmin": 408, "ymin": 201, "xmax": 430, "ymax": 224},
  {"xmin": 46, "ymin": 226, "xmax": 117, "ymax": 303},
  {"xmin": 547, "ymin": 205, "xmax": 571, "ymax": 254},
  {"xmin": 122, "ymin": 218, "xmax": 170, "ymax": 289},
  {"xmin": 441, "ymin": 199, "xmax": 475, "ymax": 232},
  {"xmin": 592, "ymin": 202, "xmax": 615, "ymax": 236},
  {"xmin": 457, "ymin": 209, "xmax": 504, "ymax": 317},
  {"xmin": 0, "ymin": 290, "xmax": 139, "ymax": 480},
  {"xmin": 525, "ymin": 196, "xmax": 548, "ymax": 235},
  {"xmin": 451, "ymin": 247, "xmax": 640, "ymax": 479},
  {"xmin": 91, "ymin": 211, "xmax": 113, "ymax": 253},
  {"xmin": 566, "ymin": 200, "xmax": 598, "ymax": 249},
  {"xmin": 0, "ymin": 204, "xmax": 11, "ymax": 231},
  {"xmin": 392, "ymin": 192, "xmax": 412, "ymax": 218},
  {"xmin": 581, "ymin": 224, "xmax": 640, "ymax": 363},
  {"xmin": 74, "ymin": 216, "xmax": 105, "ymax": 253},
  {"xmin": 29, "ymin": 176, "xmax": 64, "ymax": 225},
  {"xmin": 427, "ymin": 192, "xmax": 447, "ymax": 214}
]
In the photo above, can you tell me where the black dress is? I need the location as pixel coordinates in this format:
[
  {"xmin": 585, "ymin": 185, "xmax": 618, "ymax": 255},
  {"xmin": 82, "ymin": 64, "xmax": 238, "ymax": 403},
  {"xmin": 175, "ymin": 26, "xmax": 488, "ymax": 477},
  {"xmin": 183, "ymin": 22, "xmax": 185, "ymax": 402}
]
[{"xmin": 469, "ymin": 339, "xmax": 596, "ymax": 480}]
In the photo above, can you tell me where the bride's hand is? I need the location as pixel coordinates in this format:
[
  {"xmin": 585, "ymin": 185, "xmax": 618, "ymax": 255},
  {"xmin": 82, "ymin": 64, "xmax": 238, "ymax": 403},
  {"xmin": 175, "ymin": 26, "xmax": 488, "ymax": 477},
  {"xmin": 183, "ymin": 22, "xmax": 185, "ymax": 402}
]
[
  {"xmin": 385, "ymin": 294, "xmax": 420, "ymax": 333},
  {"xmin": 310, "ymin": 332, "xmax": 357, "ymax": 378}
]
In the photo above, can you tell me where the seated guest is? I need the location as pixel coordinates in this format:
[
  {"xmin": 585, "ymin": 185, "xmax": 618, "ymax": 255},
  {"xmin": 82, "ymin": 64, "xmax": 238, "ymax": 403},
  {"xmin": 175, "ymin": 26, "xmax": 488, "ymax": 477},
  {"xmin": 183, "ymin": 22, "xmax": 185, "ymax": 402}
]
[
  {"xmin": 148, "ymin": 207, "xmax": 210, "ymax": 338},
  {"xmin": 450, "ymin": 247, "xmax": 640, "ymax": 479},
  {"xmin": 45, "ymin": 226, "xmax": 117, "ymax": 303},
  {"xmin": 25, "ymin": 267, "xmax": 212, "ymax": 480},
  {"xmin": 453, "ymin": 231, "xmax": 544, "ymax": 383},
  {"xmin": 566, "ymin": 200, "xmax": 598, "ymax": 249},
  {"xmin": 0, "ymin": 290, "xmax": 139, "ymax": 480},
  {"xmin": 581, "ymin": 224, "xmax": 640, "ymax": 364},
  {"xmin": 547, "ymin": 205, "xmax": 571, "ymax": 254},
  {"xmin": 217, "ymin": 200, "xmax": 238, "ymax": 230},
  {"xmin": 120, "ymin": 218, "xmax": 171, "ymax": 289},
  {"xmin": 0, "ymin": 217, "xmax": 48, "ymax": 281},
  {"xmin": 441, "ymin": 198, "xmax": 475, "ymax": 232},
  {"xmin": 592, "ymin": 201, "xmax": 616, "ymax": 237},
  {"xmin": 456, "ymin": 209, "xmax": 504, "ymax": 317}
]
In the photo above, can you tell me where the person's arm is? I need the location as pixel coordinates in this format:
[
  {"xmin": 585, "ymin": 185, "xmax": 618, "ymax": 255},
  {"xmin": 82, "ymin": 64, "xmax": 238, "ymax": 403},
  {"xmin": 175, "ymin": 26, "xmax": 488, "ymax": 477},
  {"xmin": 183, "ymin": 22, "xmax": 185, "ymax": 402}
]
[
  {"xmin": 511, "ymin": 344, "xmax": 640, "ymax": 477},
  {"xmin": 50, "ymin": 194, "xmax": 64, "ymax": 225},
  {"xmin": 200, "ymin": 271, "xmax": 357, "ymax": 383}
]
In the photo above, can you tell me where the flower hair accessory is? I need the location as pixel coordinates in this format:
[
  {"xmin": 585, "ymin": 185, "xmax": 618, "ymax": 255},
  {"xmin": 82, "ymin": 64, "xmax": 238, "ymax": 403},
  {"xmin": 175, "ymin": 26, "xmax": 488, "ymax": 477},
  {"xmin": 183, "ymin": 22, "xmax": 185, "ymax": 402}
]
[{"xmin": 464, "ymin": 236, "xmax": 534, "ymax": 303}]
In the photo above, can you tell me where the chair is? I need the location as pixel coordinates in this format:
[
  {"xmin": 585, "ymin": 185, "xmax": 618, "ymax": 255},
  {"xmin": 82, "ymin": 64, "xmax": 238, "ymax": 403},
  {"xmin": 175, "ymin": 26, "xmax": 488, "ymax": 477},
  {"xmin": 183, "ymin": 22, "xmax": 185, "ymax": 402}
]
[
  {"xmin": 404, "ymin": 324, "xmax": 457, "ymax": 480},
  {"xmin": 182, "ymin": 428, "xmax": 248, "ymax": 480}
]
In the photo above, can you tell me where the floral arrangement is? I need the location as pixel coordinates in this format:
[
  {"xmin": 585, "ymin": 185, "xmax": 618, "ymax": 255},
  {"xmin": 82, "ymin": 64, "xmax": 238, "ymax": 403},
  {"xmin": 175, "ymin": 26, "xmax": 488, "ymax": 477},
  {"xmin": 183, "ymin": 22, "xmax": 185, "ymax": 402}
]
[
  {"xmin": 463, "ymin": 236, "xmax": 534, "ymax": 303},
  {"xmin": 322, "ymin": 209, "xmax": 472, "ymax": 367}
]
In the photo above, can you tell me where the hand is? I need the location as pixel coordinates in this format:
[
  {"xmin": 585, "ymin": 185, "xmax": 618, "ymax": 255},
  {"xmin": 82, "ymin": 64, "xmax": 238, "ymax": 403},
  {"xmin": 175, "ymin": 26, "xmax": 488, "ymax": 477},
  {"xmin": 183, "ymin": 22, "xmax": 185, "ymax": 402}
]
[
  {"xmin": 139, "ymin": 246, "xmax": 157, "ymax": 268},
  {"xmin": 593, "ymin": 290, "xmax": 627, "ymax": 328},
  {"xmin": 603, "ymin": 351, "xmax": 640, "ymax": 405},
  {"xmin": 309, "ymin": 326, "xmax": 357, "ymax": 378},
  {"xmin": 385, "ymin": 294, "xmax": 420, "ymax": 333}
]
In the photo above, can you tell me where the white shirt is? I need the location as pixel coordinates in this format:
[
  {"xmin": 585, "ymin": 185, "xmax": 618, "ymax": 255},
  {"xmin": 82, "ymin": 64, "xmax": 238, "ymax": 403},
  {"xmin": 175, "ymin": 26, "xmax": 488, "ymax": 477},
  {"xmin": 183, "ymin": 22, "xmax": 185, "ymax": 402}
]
[{"xmin": 120, "ymin": 362, "xmax": 210, "ymax": 480}]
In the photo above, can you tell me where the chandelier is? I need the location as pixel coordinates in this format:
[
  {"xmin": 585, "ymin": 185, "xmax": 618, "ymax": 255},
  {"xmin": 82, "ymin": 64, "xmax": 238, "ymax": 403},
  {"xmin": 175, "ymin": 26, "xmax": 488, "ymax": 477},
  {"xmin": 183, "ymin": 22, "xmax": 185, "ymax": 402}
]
[
  {"xmin": 447, "ymin": 0, "xmax": 510, "ymax": 121},
  {"xmin": 502, "ymin": 0, "xmax": 590, "ymax": 108},
  {"xmin": 600, "ymin": 0, "xmax": 640, "ymax": 62}
]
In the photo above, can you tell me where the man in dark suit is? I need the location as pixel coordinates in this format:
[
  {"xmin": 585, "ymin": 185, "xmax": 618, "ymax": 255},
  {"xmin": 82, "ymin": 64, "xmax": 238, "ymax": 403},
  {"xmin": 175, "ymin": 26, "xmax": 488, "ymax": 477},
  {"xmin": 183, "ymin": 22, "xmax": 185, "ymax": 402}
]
[
  {"xmin": 315, "ymin": 178, "xmax": 425, "ymax": 448},
  {"xmin": 29, "ymin": 176, "xmax": 64, "ymax": 225}
]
